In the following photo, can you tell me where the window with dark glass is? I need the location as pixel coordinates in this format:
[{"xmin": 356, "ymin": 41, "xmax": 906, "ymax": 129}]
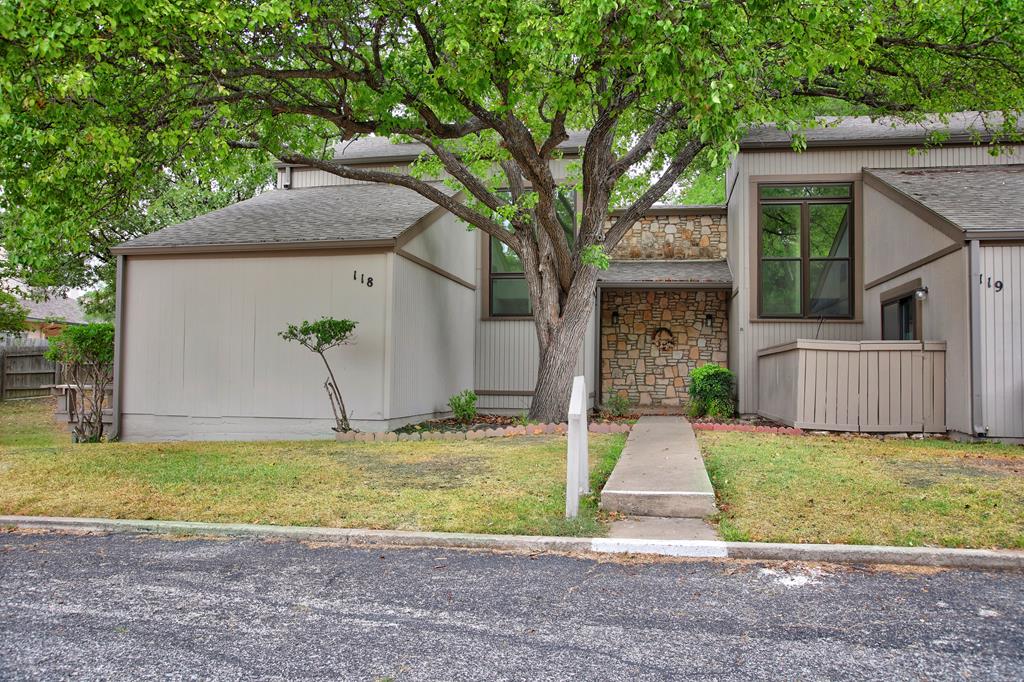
[
  {"xmin": 882, "ymin": 295, "xmax": 918, "ymax": 340},
  {"xmin": 758, "ymin": 184, "xmax": 853, "ymax": 319},
  {"xmin": 488, "ymin": 188, "xmax": 576, "ymax": 317}
]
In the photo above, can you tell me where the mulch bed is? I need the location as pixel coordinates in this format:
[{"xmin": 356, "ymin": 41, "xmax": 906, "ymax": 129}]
[
  {"xmin": 394, "ymin": 415, "xmax": 523, "ymax": 434},
  {"xmin": 394, "ymin": 412, "xmax": 638, "ymax": 435},
  {"xmin": 690, "ymin": 415, "xmax": 802, "ymax": 435}
]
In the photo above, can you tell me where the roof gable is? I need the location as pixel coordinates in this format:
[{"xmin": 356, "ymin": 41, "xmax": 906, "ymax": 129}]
[
  {"xmin": 114, "ymin": 182, "xmax": 458, "ymax": 253},
  {"xmin": 864, "ymin": 165, "xmax": 1024, "ymax": 237}
]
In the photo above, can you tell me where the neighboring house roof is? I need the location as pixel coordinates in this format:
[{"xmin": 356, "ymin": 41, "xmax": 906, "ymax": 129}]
[
  {"xmin": 22, "ymin": 296, "xmax": 86, "ymax": 325},
  {"xmin": 328, "ymin": 131, "xmax": 589, "ymax": 165},
  {"xmin": 740, "ymin": 112, "xmax": 1020, "ymax": 150},
  {"xmin": 113, "ymin": 182, "xmax": 458, "ymax": 253},
  {"xmin": 864, "ymin": 165, "xmax": 1024, "ymax": 238},
  {"xmin": 598, "ymin": 260, "xmax": 732, "ymax": 287}
]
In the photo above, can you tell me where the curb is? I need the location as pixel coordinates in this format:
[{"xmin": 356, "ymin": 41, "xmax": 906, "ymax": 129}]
[{"xmin": 2, "ymin": 516, "xmax": 1022, "ymax": 571}]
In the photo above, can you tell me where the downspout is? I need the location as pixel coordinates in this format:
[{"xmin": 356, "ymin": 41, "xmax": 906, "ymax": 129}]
[
  {"xmin": 593, "ymin": 285, "xmax": 602, "ymax": 410},
  {"xmin": 111, "ymin": 254, "xmax": 126, "ymax": 440},
  {"xmin": 967, "ymin": 240, "xmax": 985, "ymax": 436}
]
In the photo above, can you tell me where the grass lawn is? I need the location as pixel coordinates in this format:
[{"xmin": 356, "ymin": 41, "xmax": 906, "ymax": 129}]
[
  {"xmin": 699, "ymin": 431, "xmax": 1024, "ymax": 549},
  {"xmin": 0, "ymin": 399, "xmax": 625, "ymax": 537}
]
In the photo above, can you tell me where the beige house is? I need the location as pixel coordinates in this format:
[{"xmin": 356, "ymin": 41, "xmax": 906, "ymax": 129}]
[
  {"xmin": 111, "ymin": 114, "xmax": 1024, "ymax": 441},
  {"xmin": 730, "ymin": 114, "xmax": 1023, "ymax": 440}
]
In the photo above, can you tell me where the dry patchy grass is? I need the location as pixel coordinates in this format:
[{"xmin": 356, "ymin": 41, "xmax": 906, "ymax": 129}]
[
  {"xmin": 698, "ymin": 431, "xmax": 1024, "ymax": 549},
  {"xmin": 0, "ymin": 399, "xmax": 625, "ymax": 537}
]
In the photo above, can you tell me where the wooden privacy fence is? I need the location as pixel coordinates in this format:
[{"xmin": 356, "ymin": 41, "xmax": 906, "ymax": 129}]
[
  {"xmin": 0, "ymin": 346, "xmax": 58, "ymax": 400},
  {"xmin": 757, "ymin": 339, "xmax": 946, "ymax": 433}
]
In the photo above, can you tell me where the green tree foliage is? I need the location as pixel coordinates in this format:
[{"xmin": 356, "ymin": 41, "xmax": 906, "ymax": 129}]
[
  {"xmin": 1, "ymin": 0, "xmax": 1021, "ymax": 419},
  {"xmin": 0, "ymin": 159, "xmax": 273, "ymax": 297},
  {"xmin": 279, "ymin": 317, "xmax": 358, "ymax": 432},
  {"xmin": 45, "ymin": 323, "xmax": 115, "ymax": 442},
  {"xmin": 0, "ymin": 290, "xmax": 27, "ymax": 335}
]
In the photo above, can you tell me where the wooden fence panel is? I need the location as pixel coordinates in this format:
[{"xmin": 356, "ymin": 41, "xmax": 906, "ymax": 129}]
[
  {"xmin": 0, "ymin": 347, "xmax": 58, "ymax": 400},
  {"xmin": 757, "ymin": 340, "xmax": 946, "ymax": 433}
]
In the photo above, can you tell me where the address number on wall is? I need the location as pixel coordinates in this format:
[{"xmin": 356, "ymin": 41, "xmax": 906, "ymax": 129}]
[
  {"xmin": 981, "ymin": 275, "xmax": 1005, "ymax": 292},
  {"xmin": 353, "ymin": 271, "xmax": 374, "ymax": 287}
]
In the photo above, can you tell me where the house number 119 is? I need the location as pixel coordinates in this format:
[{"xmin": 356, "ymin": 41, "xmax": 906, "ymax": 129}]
[{"xmin": 353, "ymin": 271, "xmax": 374, "ymax": 287}]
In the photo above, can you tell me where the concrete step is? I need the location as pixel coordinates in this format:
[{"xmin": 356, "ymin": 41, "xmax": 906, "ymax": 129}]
[
  {"xmin": 607, "ymin": 516, "xmax": 720, "ymax": 542},
  {"xmin": 600, "ymin": 416, "xmax": 718, "ymax": 519}
]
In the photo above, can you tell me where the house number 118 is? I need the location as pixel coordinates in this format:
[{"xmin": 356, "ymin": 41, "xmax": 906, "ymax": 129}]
[{"xmin": 353, "ymin": 270, "xmax": 374, "ymax": 287}]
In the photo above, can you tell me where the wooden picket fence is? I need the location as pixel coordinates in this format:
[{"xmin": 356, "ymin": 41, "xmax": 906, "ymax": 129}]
[{"xmin": 0, "ymin": 343, "xmax": 58, "ymax": 401}]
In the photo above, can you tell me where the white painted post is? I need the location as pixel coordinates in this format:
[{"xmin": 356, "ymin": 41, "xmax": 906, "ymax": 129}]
[{"xmin": 566, "ymin": 375, "xmax": 588, "ymax": 518}]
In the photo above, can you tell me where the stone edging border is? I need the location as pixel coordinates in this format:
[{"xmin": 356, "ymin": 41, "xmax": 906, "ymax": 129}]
[
  {"xmin": 337, "ymin": 422, "xmax": 632, "ymax": 442},
  {"xmin": 3, "ymin": 516, "xmax": 1021, "ymax": 572},
  {"xmin": 691, "ymin": 422, "xmax": 803, "ymax": 435}
]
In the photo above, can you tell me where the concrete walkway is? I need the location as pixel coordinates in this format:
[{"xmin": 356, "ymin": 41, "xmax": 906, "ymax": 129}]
[{"xmin": 601, "ymin": 416, "xmax": 719, "ymax": 540}]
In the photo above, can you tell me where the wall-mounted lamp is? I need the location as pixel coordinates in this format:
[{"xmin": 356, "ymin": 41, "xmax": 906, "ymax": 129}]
[
  {"xmin": 611, "ymin": 309, "xmax": 621, "ymax": 325},
  {"xmin": 704, "ymin": 312, "xmax": 715, "ymax": 328},
  {"xmin": 914, "ymin": 286, "xmax": 929, "ymax": 301}
]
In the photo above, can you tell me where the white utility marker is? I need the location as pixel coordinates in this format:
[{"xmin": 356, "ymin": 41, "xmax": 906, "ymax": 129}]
[{"xmin": 565, "ymin": 375, "xmax": 589, "ymax": 519}]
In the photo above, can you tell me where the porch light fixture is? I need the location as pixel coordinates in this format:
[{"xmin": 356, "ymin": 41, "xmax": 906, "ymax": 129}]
[
  {"xmin": 704, "ymin": 312, "xmax": 715, "ymax": 328},
  {"xmin": 612, "ymin": 310, "xmax": 620, "ymax": 325},
  {"xmin": 914, "ymin": 286, "xmax": 929, "ymax": 301}
]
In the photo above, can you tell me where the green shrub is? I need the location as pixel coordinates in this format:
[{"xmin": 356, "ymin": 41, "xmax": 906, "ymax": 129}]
[
  {"xmin": 448, "ymin": 389, "xmax": 478, "ymax": 423},
  {"xmin": 602, "ymin": 392, "xmax": 631, "ymax": 418},
  {"xmin": 45, "ymin": 323, "xmax": 115, "ymax": 442},
  {"xmin": 688, "ymin": 363, "xmax": 735, "ymax": 419}
]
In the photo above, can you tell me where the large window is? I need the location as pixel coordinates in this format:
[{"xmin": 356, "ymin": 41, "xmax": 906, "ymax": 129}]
[
  {"xmin": 758, "ymin": 183, "xmax": 853, "ymax": 319},
  {"xmin": 488, "ymin": 189, "xmax": 576, "ymax": 317}
]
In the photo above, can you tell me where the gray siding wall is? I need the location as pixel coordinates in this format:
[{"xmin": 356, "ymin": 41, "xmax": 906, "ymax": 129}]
[
  {"xmin": 389, "ymin": 253, "xmax": 476, "ymax": 423},
  {"xmin": 730, "ymin": 144, "xmax": 1023, "ymax": 415},
  {"xmin": 979, "ymin": 244, "xmax": 1024, "ymax": 438},
  {"xmin": 280, "ymin": 158, "xmax": 576, "ymax": 191},
  {"xmin": 862, "ymin": 250, "xmax": 970, "ymax": 433},
  {"xmin": 473, "ymin": 227, "xmax": 597, "ymax": 412},
  {"xmin": 120, "ymin": 252, "xmax": 391, "ymax": 440}
]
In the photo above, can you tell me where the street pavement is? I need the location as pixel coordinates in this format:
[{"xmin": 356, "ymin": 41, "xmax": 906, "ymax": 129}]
[{"xmin": 1, "ymin": 530, "xmax": 1021, "ymax": 680}]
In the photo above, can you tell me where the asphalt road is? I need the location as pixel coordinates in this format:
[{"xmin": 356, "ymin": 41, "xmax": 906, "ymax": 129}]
[{"xmin": 1, "ymin": 531, "xmax": 1021, "ymax": 681}]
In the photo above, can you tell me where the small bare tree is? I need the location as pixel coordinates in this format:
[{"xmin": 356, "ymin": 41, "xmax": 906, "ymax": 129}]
[
  {"xmin": 279, "ymin": 317, "xmax": 357, "ymax": 432},
  {"xmin": 45, "ymin": 323, "xmax": 115, "ymax": 443}
]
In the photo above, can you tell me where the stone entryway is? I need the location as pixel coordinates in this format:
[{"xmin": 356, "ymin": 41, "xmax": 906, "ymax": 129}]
[{"xmin": 599, "ymin": 288, "xmax": 728, "ymax": 410}]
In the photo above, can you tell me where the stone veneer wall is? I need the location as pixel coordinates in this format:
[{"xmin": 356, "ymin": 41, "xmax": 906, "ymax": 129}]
[
  {"xmin": 608, "ymin": 212, "xmax": 727, "ymax": 260},
  {"xmin": 600, "ymin": 289, "xmax": 729, "ymax": 408}
]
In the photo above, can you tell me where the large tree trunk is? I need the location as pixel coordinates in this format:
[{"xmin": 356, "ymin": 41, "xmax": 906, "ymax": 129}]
[{"xmin": 528, "ymin": 268, "xmax": 599, "ymax": 422}]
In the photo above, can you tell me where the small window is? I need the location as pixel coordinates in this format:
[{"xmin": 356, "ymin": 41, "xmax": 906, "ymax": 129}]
[
  {"xmin": 882, "ymin": 295, "xmax": 918, "ymax": 340},
  {"xmin": 758, "ymin": 183, "xmax": 853, "ymax": 319},
  {"xmin": 488, "ymin": 188, "xmax": 576, "ymax": 317}
]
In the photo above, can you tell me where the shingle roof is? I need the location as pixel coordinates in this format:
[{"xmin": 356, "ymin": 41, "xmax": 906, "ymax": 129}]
[
  {"xmin": 330, "ymin": 131, "xmax": 589, "ymax": 164},
  {"xmin": 740, "ymin": 112, "xmax": 1019, "ymax": 150},
  {"xmin": 22, "ymin": 296, "xmax": 85, "ymax": 324},
  {"xmin": 599, "ymin": 260, "xmax": 732, "ymax": 286},
  {"xmin": 114, "ymin": 182, "xmax": 457, "ymax": 251},
  {"xmin": 865, "ymin": 165, "xmax": 1024, "ymax": 233}
]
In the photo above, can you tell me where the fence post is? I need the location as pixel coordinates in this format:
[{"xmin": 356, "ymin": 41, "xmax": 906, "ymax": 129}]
[{"xmin": 566, "ymin": 375, "xmax": 588, "ymax": 519}]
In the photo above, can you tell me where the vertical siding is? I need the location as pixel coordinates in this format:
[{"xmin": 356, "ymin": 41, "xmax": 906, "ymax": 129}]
[
  {"xmin": 389, "ymin": 254, "xmax": 475, "ymax": 421},
  {"xmin": 980, "ymin": 245, "xmax": 1024, "ymax": 437},
  {"xmin": 120, "ymin": 252, "xmax": 390, "ymax": 440},
  {"xmin": 281, "ymin": 158, "xmax": 576, "ymax": 189},
  {"xmin": 758, "ymin": 340, "xmax": 945, "ymax": 432},
  {"xmin": 474, "ymin": 233, "xmax": 596, "ymax": 410},
  {"xmin": 731, "ymin": 144, "xmax": 1022, "ymax": 414},
  {"xmin": 861, "ymin": 250, "xmax": 970, "ymax": 433}
]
